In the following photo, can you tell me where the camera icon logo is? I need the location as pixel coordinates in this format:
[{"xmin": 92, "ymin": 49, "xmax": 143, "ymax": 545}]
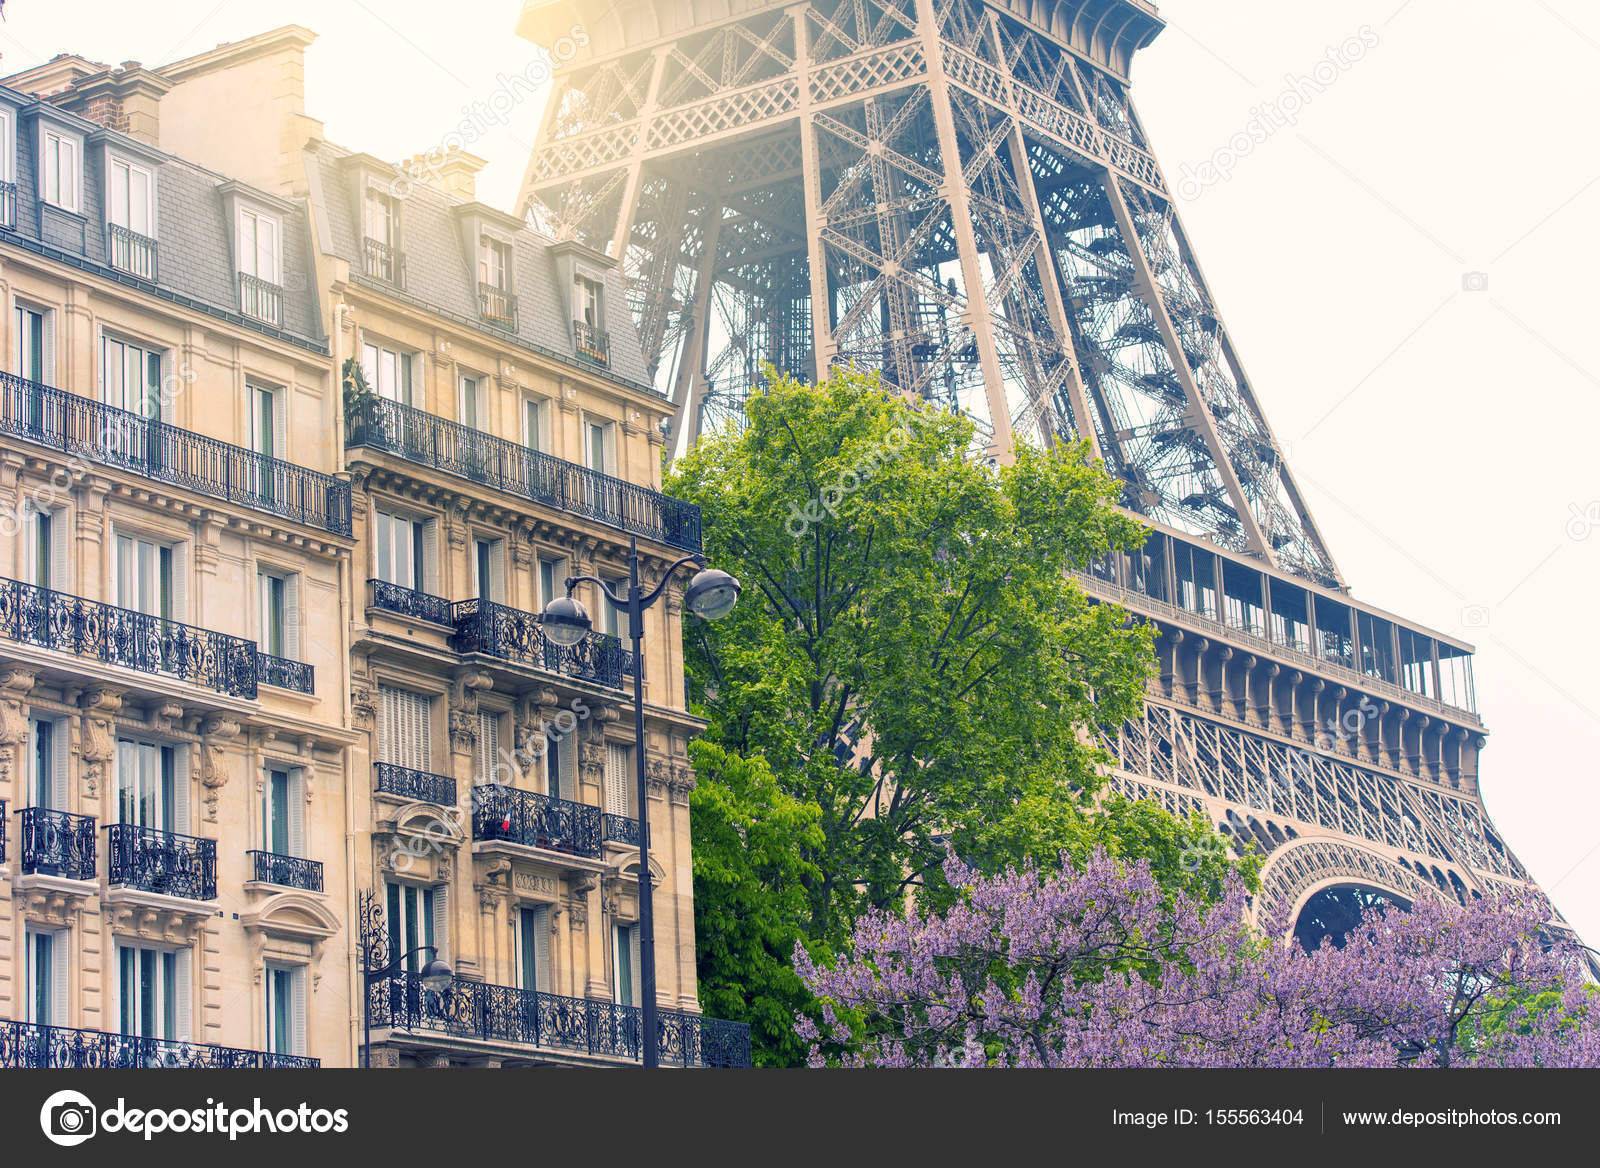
[
  {"xmin": 1461, "ymin": 271, "xmax": 1490, "ymax": 292},
  {"xmin": 40, "ymin": 1089, "xmax": 97, "ymax": 1147}
]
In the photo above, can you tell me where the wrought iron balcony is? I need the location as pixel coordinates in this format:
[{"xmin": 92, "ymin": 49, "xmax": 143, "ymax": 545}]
[
  {"xmin": 362, "ymin": 237, "xmax": 406, "ymax": 288},
  {"xmin": 0, "ymin": 1019, "xmax": 317, "ymax": 1068},
  {"xmin": 452, "ymin": 598, "xmax": 632, "ymax": 690},
  {"xmin": 370, "ymin": 578, "xmax": 454, "ymax": 626},
  {"xmin": 238, "ymin": 271, "xmax": 283, "ymax": 326},
  {"xmin": 573, "ymin": 320, "xmax": 610, "ymax": 365},
  {"xmin": 0, "ymin": 372, "xmax": 352, "ymax": 535},
  {"xmin": 603, "ymin": 812, "xmax": 641, "ymax": 847},
  {"xmin": 106, "ymin": 824, "xmax": 218, "ymax": 901},
  {"xmin": 477, "ymin": 281, "xmax": 518, "ymax": 330},
  {"xmin": 375, "ymin": 762, "xmax": 456, "ymax": 806},
  {"xmin": 257, "ymin": 652, "xmax": 314, "ymax": 694},
  {"xmin": 0, "ymin": 577, "xmax": 259, "ymax": 698},
  {"xmin": 346, "ymin": 395, "xmax": 701, "ymax": 551},
  {"xmin": 248, "ymin": 850, "xmax": 324, "ymax": 892},
  {"xmin": 16, "ymin": 807, "xmax": 97, "ymax": 880},
  {"xmin": 471, "ymin": 785, "xmax": 602, "ymax": 859},
  {"xmin": 107, "ymin": 223, "xmax": 158, "ymax": 280},
  {"xmin": 0, "ymin": 180, "xmax": 15, "ymax": 229},
  {"xmin": 369, "ymin": 972, "xmax": 751, "ymax": 1067}
]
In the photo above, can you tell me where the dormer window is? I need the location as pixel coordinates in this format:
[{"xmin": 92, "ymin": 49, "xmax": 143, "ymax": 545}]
[
  {"xmin": 0, "ymin": 108, "xmax": 15, "ymax": 228},
  {"xmin": 573, "ymin": 274, "xmax": 609, "ymax": 365},
  {"xmin": 362, "ymin": 186, "xmax": 404, "ymax": 287},
  {"xmin": 477, "ymin": 235, "xmax": 517, "ymax": 330},
  {"xmin": 107, "ymin": 157, "xmax": 157, "ymax": 279},
  {"xmin": 41, "ymin": 127, "xmax": 81, "ymax": 213},
  {"xmin": 236, "ymin": 206, "xmax": 283, "ymax": 326}
]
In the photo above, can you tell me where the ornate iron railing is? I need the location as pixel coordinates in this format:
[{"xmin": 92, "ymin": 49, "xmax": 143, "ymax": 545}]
[
  {"xmin": 0, "ymin": 799, "xmax": 5, "ymax": 865},
  {"xmin": 248, "ymin": 849, "xmax": 324, "ymax": 892},
  {"xmin": 452, "ymin": 598, "xmax": 632, "ymax": 690},
  {"xmin": 362, "ymin": 237, "xmax": 406, "ymax": 288},
  {"xmin": 0, "ymin": 372, "xmax": 352, "ymax": 535},
  {"xmin": 0, "ymin": 577, "xmax": 259, "ymax": 698},
  {"xmin": 477, "ymin": 281, "xmax": 518, "ymax": 330},
  {"xmin": 107, "ymin": 223, "xmax": 159, "ymax": 280},
  {"xmin": 238, "ymin": 271, "xmax": 283, "ymax": 326},
  {"xmin": 0, "ymin": 1019, "xmax": 317, "ymax": 1068},
  {"xmin": 602, "ymin": 813, "xmax": 641, "ymax": 847},
  {"xmin": 257, "ymin": 651, "xmax": 314, "ymax": 694},
  {"xmin": 471, "ymin": 785, "xmax": 602, "ymax": 859},
  {"xmin": 573, "ymin": 320, "xmax": 610, "ymax": 365},
  {"xmin": 370, "ymin": 972, "xmax": 750, "ymax": 1067},
  {"xmin": 0, "ymin": 180, "xmax": 15, "ymax": 229},
  {"xmin": 347, "ymin": 394, "xmax": 701, "ymax": 551},
  {"xmin": 375, "ymin": 762, "xmax": 456, "ymax": 806},
  {"xmin": 17, "ymin": 807, "xmax": 97, "ymax": 880},
  {"xmin": 106, "ymin": 824, "xmax": 218, "ymax": 901},
  {"xmin": 369, "ymin": 579, "xmax": 454, "ymax": 626}
]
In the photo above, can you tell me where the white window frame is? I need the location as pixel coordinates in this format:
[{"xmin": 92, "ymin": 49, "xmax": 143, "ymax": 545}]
[
  {"xmin": 106, "ymin": 155, "xmax": 157, "ymax": 237},
  {"xmin": 478, "ymin": 233, "xmax": 513, "ymax": 293},
  {"xmin": 26, "ymin": 927, "xmax": 70, "ymax": 1027},
  {"xmin": 99, "ymin": 331, "xmax": 165, "ymax": 418},
  {"xmin": 115, "ymin": 738, "xmax": 188, "ymax": 834},
  {"xmin": 25, "ymin": 501, "xmax": 68, "ymax": 594},
  {"xmin": 360, "ymin": 339, "xmax": 416, "ymax": 407},
  {"xmin": 115, "ymin": 941, "xmax": 191, "ymax": 1044},
  {"xmin": 386, "ymin": 880, "xmax": 446, "ymax": 970},
  {"xmin": 373, "ymin": 508, "xmax": 437, "ymax": 594},
  {"xmin": 261, "ymin": 764, "xmax": 307, "ymax": 857},
  {"xmin": 250, "ymin": 381, "xmax": 286, "ymax": 463},
  {"xmin": 523, "ymin": 397, "xmax": 550, "ymax": 454},
  {"xmin": 39, "ymin": 124, "xmax": 83, "ymax": 214},
  {"xmin": 604, "ymin": 741, "xmax": 632, "ymax": 818},
  {"xmin": 458, "ymin": 372, "xmax": 486, "ymax": 431},
  {"xmin": 236, "ymin": 204, "xmax": 282, "ymax": 285},
  {"xmin": 29, "ymin": 715, "xmax": 68, "ymax": 811},
  {"xmin": 0, "ymin": 108, "xmax": 13, "ymax": 186},
  {"xmin": 517, "ymin": 904, "xmax": 552, "ymax": 993},
  {"xmin": 257, "ymin": 567, "xmax": 301, "ymax": 661},
  {"xmin": 583, "ymin": 415, "xmax": 616, "ymax": 476},
  {"xmin": 14, "ymin": 300, "xmax": 56, "ymax": 385},
  {"xmin": 613, "ymin": 922, "xmax": 641, "ymax": 1007},
  {"xmin": 575, "ymin": 274, "xmax": 602, "ymax": 327},
  {"xmin": 264, "ymin": 961, "xmax": 308, "ymax": 1057},
  {"xmin": 537, "ymin": 555, "xmax": 567, "ymax": 612},
  {"xmin": 363, "ymin": 185, "xmax": 395, "ymax": 248},
  {"xmin": 113, "ymin": 528, "xmax": 185, "ymax": 623},
  {"xmin": 471, "ymin": 535, "xmax": 506, "ymax": 604},
  {"xmin": 377, "ymin": 685, "xmax": 434, "ymax": 773}
]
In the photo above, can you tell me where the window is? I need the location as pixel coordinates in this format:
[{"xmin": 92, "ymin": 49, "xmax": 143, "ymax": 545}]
[
  {"xmin": 26, "ymin": 929, "xmax": 69, "ymax": 1026},
  {"xmin": 458, "ymin": 374, "xmax": 484, "ymax": 430},
  {"xmin": 386, "ymin": 881, "xmax": 446, "ymax": 971},
  {"xmin": 373, "ymin": 509, "xmax": 435, "ymax": 593},
  {"xmin": 265, "ymin": 963, "xmax": 307, "ymax": 1056},
  {"xmin": 585, "ymin": 418, "xmax": 614, "ymax": 476},
  {"xmin": 479, "ymin": 235, "xmax": 512, "ymax": 292},
  {"xmin": 30, "ymin": 717, "xmax": 67, "ymax": 810},
  {"xmin": 613, "ymin": 923, "xmax": 641, "ymax": 1007},
  {"xmin": 472, "ymin": 537, "xmax": 505, "ymax": 604},
  {"xmin": 15, "ymin": 302, "xmax": 54, "ymax": 385},
  {"xmin": 0, "ymin": 108, "xmax": 11, "ymax": 186},
  {"xmin": 363, "ymin": 187, "xmax": 394, "ymax": 248},
  {"xmin": 544, "ymin": 730, "xmax": 575, "ymax": 800},
  {"xmin": 116, "ymin": 740, "xmax": 186, "ymax": 833},
  {"xmin": 475, "ymin": 710, "xmax": 504, "ymax": 786},
  {"xmin": 598, "ymin": 576, "xmax": 632, "ymax": 640},
  {"xmin": 361, "ymin": 341, "xmax": 415, "ymax": 406},
  {"xmin": 378, "ymin": 686, "xmax": 432, "ymax": 772},
  {"xmin": 115, "ymin": 533, "xmax": 180, "ymax": 621},
  {"xmin": 575, "ymin": 275, "xmax": 601, "ymax": 327},
  {"xmin": 523, "ymin": 398, "xmax": 547, "ymax": 454},
  {"xmin": 27, "ymin": 505, "xmax": 67, "ymax": 593},
  {"xmin": 251, "ymin": 383, "xmax": 285, "ymax": 462},
  {"xmin": 262, "ymin": 766, "xmax": 306, "ymax": 857},
  {"xmin": 604, "ymin": 741, "xmax": 632, "ymax": 818},
  {"xmin": 518, "ymin": 905, "xmax": 551, "ymax": 992},
  {"xmin": 538, "ymin": 556, "xmax": 565, "ymax": 611},
  {"xmin": 108, "ymin": 158, "xmax": 156, "ymax": 278},
  {"xmin": 258, "ymin": 570, "xmax": 300, "ymax": 660},
  {"xmin": 117, "ymin": 943, "xmax": 190, "ymax": 1042},
  {"xmin": 236, "ymin": 207, "xmax": 280, "ymax": 284},
  {"xmin": 41, "ymin": 128, "xmax": 79, "ymax": 213},
  {"xmin": 101, "ymin": 334, "xmax": 163, "ymax": 418}
]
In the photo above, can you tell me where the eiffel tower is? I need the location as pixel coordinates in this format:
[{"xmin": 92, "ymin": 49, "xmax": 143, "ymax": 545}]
[{"xmin": 515, "ymin": 0, "xmax": 1580, "ymax": 950}]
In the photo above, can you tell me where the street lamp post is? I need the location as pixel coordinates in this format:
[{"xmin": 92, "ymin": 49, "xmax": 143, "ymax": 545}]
[
  {"xmin": 358, "ymin": 887, "xmax": 453, "ymax": 1069},
  {"xmin": 543, "ymin": 535, "xmax": 739, "ymax": 1067}
]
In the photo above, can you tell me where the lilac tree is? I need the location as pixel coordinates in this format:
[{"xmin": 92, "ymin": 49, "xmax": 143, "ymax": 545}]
[{"xmin": 794, "ymin": 849, "xmax": 1600, "ymax": 1067}]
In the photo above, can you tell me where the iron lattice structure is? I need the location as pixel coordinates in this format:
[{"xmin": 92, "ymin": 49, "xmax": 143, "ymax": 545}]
[{"xmin": 518, "ymin": 0, "xmax": 1577, "ymax": 945}]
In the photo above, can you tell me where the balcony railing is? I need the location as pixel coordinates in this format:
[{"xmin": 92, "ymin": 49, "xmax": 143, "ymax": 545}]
[
  {"xmin": 0, "ymin": 1019, "xmax": 318, "ymax": 1068},
  {"xmin": 238, "ymin": 271, "xmax": 283, "ymax": 326},
  {"xmin": 452, "ymin": 599, "xmax": 632, "ymax": 690},
  {"xmin": 375, "ymin": 762, "xmax": 456, "ymax": 806},
  {"xmin": 370, "ymin": 579, "xmax": 454, "ymax": 626},
  {"xmin": 0, "ymin": 372, "xmax": 352, "ymax": 535},
  {"xmin": 0, "ymin": 180, "xmax": 15, "ymax": 229},
  {"xmin": 107, "ymin": 223, "xmax": 158, "ymax": 280},
  {"xmin": 362, "ymin": 237, "xmax": 406, "ymax": 288},
  {"xmin": 603, "ymin": 813, "xmax": 641, "ymax": 847},
  {"xmin": 573, "ymin": 320, "xmax": 610, "ymax": 366},
  {"xmin": 258, "ymin": 652, "xmax": 314, "ymax": 694},
  {"xmin": 370, "ymin": 972, "xmax": 751, "ymax": 1067},
  {"xmin": 106, "ymin": 824, "xmax": 218, "ymax": 900},
  {"xmin": 471, "ymin": 785, "xmax": 602, "ymax": 859},
  {"xmin": 0, "ymin": 799, "xmax": 5, "ymax": 865},
  {"xmin": 347, "ymin": 395, "xmax": 701, "ymax": 551},
  {"xmin": 0, "ymin": 577, "xmax": 259, "ymax": 698},
  {"xmin": 477, "ymin": 281, "xmax": 518, "ymax": 330},
  {"xmin": 16, "ymin": 807, "xmax": 97, "ymax": 880},
  {"xmin": 248, "ymin": 850, "xmax": 324, "ymax": 892}
]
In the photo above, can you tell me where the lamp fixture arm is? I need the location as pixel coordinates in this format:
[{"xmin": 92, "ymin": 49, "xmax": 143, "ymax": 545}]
[{"xmin": 565, "ymin": 553, "xmax": 707, "ymax": 614}]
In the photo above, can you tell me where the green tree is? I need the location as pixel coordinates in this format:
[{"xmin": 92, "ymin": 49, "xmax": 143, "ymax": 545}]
[{"xmin": 671, "ymin": 366, "xmax": 1246, "ymax": 1062}]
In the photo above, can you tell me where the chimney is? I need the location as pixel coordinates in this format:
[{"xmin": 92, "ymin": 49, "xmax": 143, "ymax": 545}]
[
  {"xmin": 406, "ymin": 147, "xmax": 489, "ymax": 201},
  {"xmin": 21, "ymin": 60, "xmax": 173, "ymax": 145}
]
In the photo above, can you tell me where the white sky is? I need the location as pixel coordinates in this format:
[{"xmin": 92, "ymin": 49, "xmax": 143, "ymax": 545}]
[{"xmin": 3, "ymin": 0, "xmax": 1595, "ymax": 946}]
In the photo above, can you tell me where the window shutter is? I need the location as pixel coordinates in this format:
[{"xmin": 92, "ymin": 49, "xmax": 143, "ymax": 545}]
[
  {"xmin": 284, "ymin": 573, "xmax": 301, "ymax": 660},
  {"xmin": 50, "ymin": 720, "xmax": 69, "ymax": 811},
  {"xmin": 52, "ymin": 932, "xmax": 70, "ymax": 1026},
  {"xmin": 42, "ymin": 309, "xmax": 57, "ymax": 384},
  {"xmin": 288, "ymin": 768, "xmax": 306, "ymax": 857},
  {"xmin": 171, "ymin": 543, "xmax": 189, "ymax": 624},
  {"xmin": 422, "ymin": 519, "xmax": 440, "ymax": 595},
  {"xmin": 172, "ymin": 745, "xmax": 190, "ymax": 835},
  {"xmin": 174, "ymin": 948, "xmax": 193, "ymax": 1042},
  {"xmin": 491, "ymin": 540, "xmax": 507, "ymax": 603},
  {"xmin": 273, "ymin": 388, "xmax": 288, "ymax": 464},
  {"xmin": 629, "ymin": 925, "xmax": 642, "ymax": 1007},
  {"xmin": 476, "ymin": 711, "xmax": 499, "ymax": 786},
  {"xmin": 431, "ymin": 884, "xmax": 450, "ymax": 964},
  {"xmin": 534, "ymin": 905, "xmax": 551, "ymax": 992},
  {"xmin": 116, "ymin": 739, "xmax": 136, "ymax": 824},
  {"xmin": 560, "ymin": 733, "xmax": 576, "ymax": 800},
  {"xmin": 291, "ymin": 967, "xmax": 308, "ymax": 1056},
  {"xmin": 604, "ymin": 742, "xmax": 629, "ymax": 816}
]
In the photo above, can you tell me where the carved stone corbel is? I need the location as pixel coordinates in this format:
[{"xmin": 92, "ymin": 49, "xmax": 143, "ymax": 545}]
[
  {"xmin": 79, "ymin": 687, "xmax": 125, "ymax": 799},
  {"xmin": 0, "ymin": 668, "xmax": 37, "ymax": 788},
  {"xmin": 198, "ymin": 715, "xmax": 241, "ymax": 824},
  {"xmin": 448, "ymin": 668, "xmax": 494, "ymax": 754}
]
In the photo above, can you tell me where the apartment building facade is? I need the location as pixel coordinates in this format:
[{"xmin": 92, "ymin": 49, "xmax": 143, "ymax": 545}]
[{"xmin": 0, "ymin": 69, "xmax": 353, "ymax": 1067}]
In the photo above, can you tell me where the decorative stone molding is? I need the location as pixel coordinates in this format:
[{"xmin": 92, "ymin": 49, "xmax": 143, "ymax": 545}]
[
  {"xmin": 448, "ymin": 669, "xmax": 494, "ymax": 754},
  {"xmin": 198, "ymin": 715, "xmax": 241, "ymax": 823},
  {"xmin": 352, "ymin": 684, "xmax": 377, "ymax": 730},
  {"xmin": 0, "ymin": 668, "xmax": 37, "ymax": 788},
  {"xmin": 79, "ymin": 686, "xmax": 125, "ymax": 799}
]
